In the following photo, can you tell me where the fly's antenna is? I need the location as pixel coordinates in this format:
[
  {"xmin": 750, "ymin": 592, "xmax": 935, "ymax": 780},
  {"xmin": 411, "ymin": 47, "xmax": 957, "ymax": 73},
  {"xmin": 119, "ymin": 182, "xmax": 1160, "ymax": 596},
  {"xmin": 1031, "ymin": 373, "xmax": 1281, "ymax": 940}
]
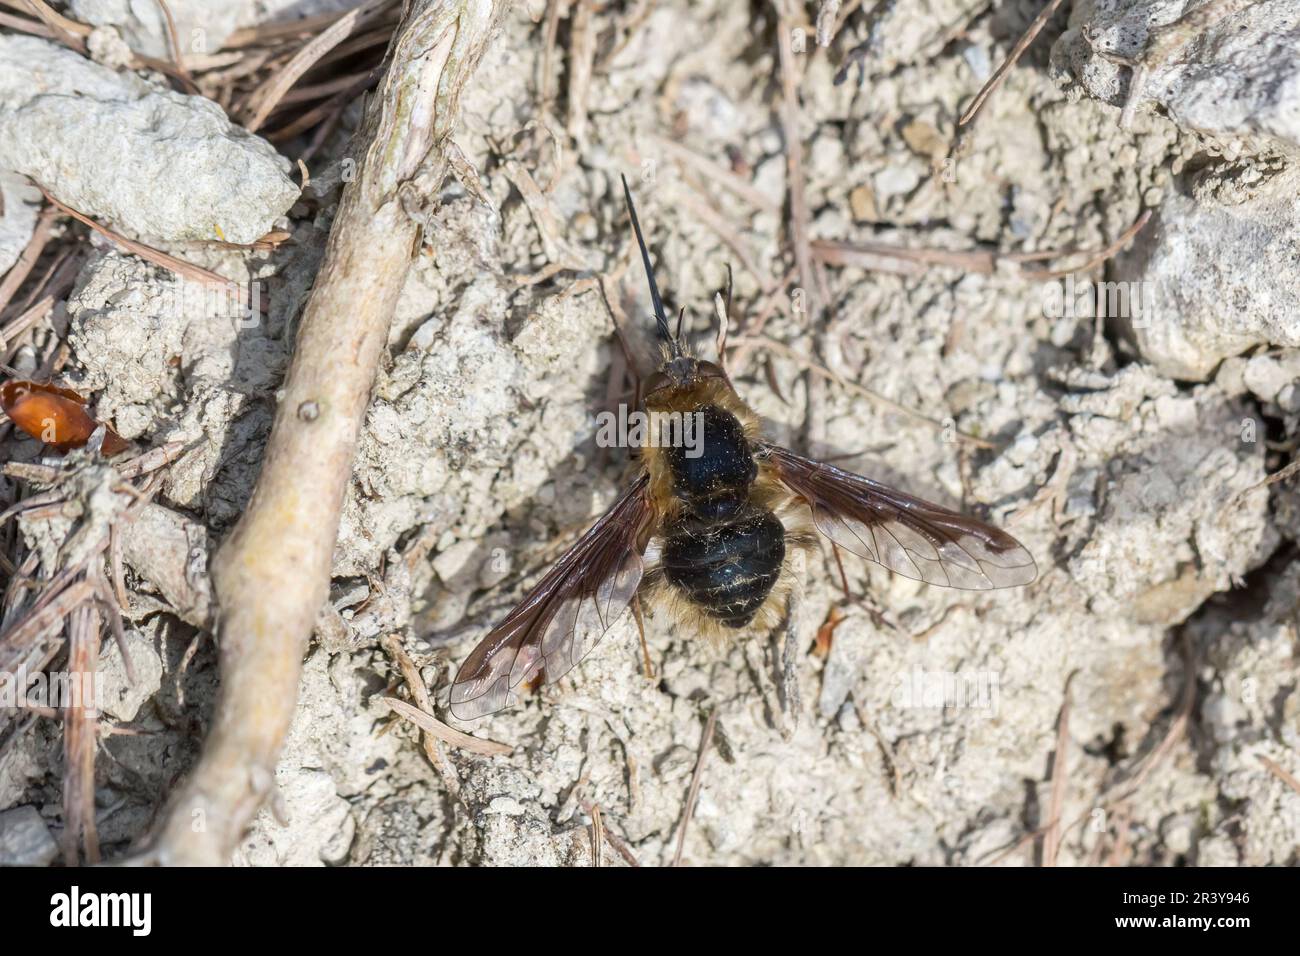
[{"xmin": 621, "ymin": 174, "xmax": 681, "ymax": 358}]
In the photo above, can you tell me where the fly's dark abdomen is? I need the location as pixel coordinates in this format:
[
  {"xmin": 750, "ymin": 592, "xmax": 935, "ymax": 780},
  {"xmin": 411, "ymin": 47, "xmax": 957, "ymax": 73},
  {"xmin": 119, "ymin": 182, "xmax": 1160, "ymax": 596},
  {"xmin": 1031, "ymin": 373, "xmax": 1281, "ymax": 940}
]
[{"xmin": 662, "ymin": 508, "xmax": 786, "ymax": 627}]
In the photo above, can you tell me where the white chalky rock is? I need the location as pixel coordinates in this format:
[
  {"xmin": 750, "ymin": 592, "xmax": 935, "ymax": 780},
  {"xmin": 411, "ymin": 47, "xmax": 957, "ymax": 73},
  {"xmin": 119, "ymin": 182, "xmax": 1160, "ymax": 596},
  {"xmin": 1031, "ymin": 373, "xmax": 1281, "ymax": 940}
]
[
  {"xmin": 1054, "ymin": 0, "xmax": 1300, "ymax": 152},
  {"xmin": 0, "ymin": 806, "xmax": 57, "ymax": 866},
  {"xmin": 70, "ymin": 0, "xmax": 252, "ymax": 60},
  {"xmin": 0, "ymin": 171, "xmax": 40, "ymax": 276},
  {"xmin": 1112, "ymin": 188, "xmax": 1300, "ymax": 380},
  {"xmin": 0, "ymin": 36, "xmax": 298, "ymax": 244}
]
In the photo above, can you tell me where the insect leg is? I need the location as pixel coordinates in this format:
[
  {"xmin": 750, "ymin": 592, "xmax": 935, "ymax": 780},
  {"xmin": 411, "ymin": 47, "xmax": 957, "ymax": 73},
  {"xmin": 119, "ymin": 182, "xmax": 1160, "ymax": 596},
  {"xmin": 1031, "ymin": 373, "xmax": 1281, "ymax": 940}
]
[
  {"xmin": 830, "ymin": 541, "xmax": 901, "ymax": 635},
  {"xmin": 631, "ymin": 591, "xmax": 654, "ymax": 680},
  {"xmin": 830, "ymin": 541, "xmax": 852, "ymax": 598}
]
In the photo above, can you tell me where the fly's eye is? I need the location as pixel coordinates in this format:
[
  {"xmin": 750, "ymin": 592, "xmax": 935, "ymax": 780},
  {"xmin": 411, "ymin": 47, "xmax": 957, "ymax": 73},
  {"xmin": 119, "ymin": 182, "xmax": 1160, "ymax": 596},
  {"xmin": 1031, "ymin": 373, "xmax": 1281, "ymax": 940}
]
[
  {"xmin": 696, "ymin": 361, "xmax": 727, "ymax": 381},
  {"xmin": 644, "ymin": 371, "xmax": 671, "ymax": 395}
]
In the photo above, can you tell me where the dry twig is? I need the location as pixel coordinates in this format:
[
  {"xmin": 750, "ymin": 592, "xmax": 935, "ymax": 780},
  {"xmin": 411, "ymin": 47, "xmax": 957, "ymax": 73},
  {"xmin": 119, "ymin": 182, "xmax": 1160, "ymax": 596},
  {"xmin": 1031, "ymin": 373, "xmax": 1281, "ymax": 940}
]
[
  {"xmin": 1041, "ymin": 670, "xmax": 1077, "ymax": 866},
  {"xmin": 671, "ymin": 708, "xmax": 719, "ymax": 866},
  {"xmin": 0, "ymin": 203, "xmax": 59, "ymax": 318},
  {"xmin": 0, "ymin": 9, "xmax": 54, "ymax": 37},
  {"xmin": 650, "ymin": 135, "xmax": 780, "ymax": 214},
  {"xmin": 773, "ymin": 0, "xmax": 816, "ymax": 320},
  {"xmin": 1258, "ymin": 754, "xmax": 1300, "ymax": 797},
  {"xmin": 60, "ymin": 602, "xmax": 100, "ymax": 865},
  {"xmin": 578, "ymin": 796, "xmax": 640, "ymax": 866},
  {"xmin": 241, "ymin": 0, "xmax": 396, "ymax": 132},
  {"xmin": 728, "ymin": 332, "xmax": 997, "ymax": 448},
  {"xmin": 380, "ymin": 696, "xmax": 511, "ymax": 756},
  {"xmin": 35, "ymin": 187, "xmax": 236, "ymax": 290},
  {"xmin": 589, "ymin": 802, "xmax": 603, "ymax": 867},
  {"xmin": 135, "ymin": 0, "xmax": 506, "ymax": 866},
  {"xmin": 811, "ymin": 210, "xmax": 1152, "ymax": 281},
  {"xmin": 958, "ymin": 0, "xmax": 1067, "ymax": 135},
  {"xmin": 153, "ymin": 0, "xmax": 199, "ymax": 92},
  {"xmin": 566, "ymin": 0, "xmax": 596, "ymax": 145}
]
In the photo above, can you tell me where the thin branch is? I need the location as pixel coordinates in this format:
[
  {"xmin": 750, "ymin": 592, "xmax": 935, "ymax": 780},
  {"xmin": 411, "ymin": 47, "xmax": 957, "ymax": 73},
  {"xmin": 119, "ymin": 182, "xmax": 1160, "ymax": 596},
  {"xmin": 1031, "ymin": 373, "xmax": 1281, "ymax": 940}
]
[
  {"xmin": 19, "ymin": 0, "xmax": 90, "ymax": 50},
  {"xmin": 0, "ymin": 295, "xmax": 54, "ymax": 352},
  {"xmin": 16, "ymin": 0, "xmax": 191, "ymax": 85},
  {"xmin": 223, "ymin": 8, "xmax": 383, "ymax": 48},
  {"xmin": 958, "ymin": 0, "xmax": 1066, "ymax": 132},
  {"xmin": 812, "ymin": 210, "xmax": 1152, "ymax": 280},
  {"xmin": 0, "ymin": 10, "xmax": 55, "ymax": 38},
  {"xmin": 35, "ymin": 186, "xmax": 235, "ymax": 290},
  {"xmin": 727, "ymin": 332, "xmax": 998, "ymax": 448},
  {"xmin": 1033, "ymin": 210, "xmax": 1152, "ymax": 280},
  {"xmin": 0, "ymin": 203, "xmax": 59, "ymax": 317},
  {"xmin": 1258, "ymin": 754, "xmax": 1300, "ymax": 797},
  {"xmin": 134, "ymin": 0, "xmax": 506, "ymax": 866},
  {"xmin": 650, "ymin": 135, "xmax": 780, "ymax": 214},
  {"xmin": 153, "ymin": 0, "xmax": 199, "ymax": 92},
  {"xmin": 241, "ymin": 0, "xmax": 395, "ymax": 133},
  {"xmin": 1041, "ymin": 670, "xmax": 1077, "ymax": 866},
  {"xmin": 578, "ymin": 797, "xmax": 640, "ymax": 866},
  {"xmin": 1232, "ymin": 457, "xmax": 1300, "ymax": 507},
  {"xmin": 773, "ymin": 0, "xmax": 816, "ymax": 319},
  {"xmin": 538, "ymin": 0, "xmax": 562, "ymax": 111},
  {"xmin": 566, "ymin": 0, "xmax": 597, "ymax": 145},
  {"xmin": 61, "ymin": 602, "xmax": 101, "ymax": 865},
  {"xmin": 380, "ymin": 696, "xmax": 511, "ymax": 756},
  {"xmin": 671, "ymin": 708, "xmax": 719, "ymax": 866},
  {"xmin": 0, "ymin": 579, "xmax": 96, "ymax": 674},
  {"xmin": 589, "ymin": 802, "xmax": 603, "ymax": 867}
]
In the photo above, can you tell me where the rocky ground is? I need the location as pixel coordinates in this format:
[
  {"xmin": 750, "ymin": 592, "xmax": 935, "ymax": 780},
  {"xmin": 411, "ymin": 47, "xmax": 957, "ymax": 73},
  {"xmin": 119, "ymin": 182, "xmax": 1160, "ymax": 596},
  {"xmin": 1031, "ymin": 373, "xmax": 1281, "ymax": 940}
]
[{"xmin": 0, "ymin": 0, "xmax": 1298, "ymax": 866}]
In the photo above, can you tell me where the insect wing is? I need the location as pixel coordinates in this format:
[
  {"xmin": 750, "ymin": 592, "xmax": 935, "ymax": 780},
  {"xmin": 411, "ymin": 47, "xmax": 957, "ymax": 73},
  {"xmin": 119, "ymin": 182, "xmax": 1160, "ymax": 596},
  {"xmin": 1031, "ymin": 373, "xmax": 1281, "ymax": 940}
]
[
  {"xmin": 762, "ymin": 444, "xmax": 1036, "ymax": 590},
  {"xmin": 449, "ymin": 475, "xmax": 654, "ymax": 719}
]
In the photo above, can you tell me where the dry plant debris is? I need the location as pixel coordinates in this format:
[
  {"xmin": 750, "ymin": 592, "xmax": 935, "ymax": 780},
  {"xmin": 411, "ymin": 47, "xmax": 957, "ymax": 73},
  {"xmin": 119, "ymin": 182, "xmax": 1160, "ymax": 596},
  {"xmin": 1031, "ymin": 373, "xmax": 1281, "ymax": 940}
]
[{"xmin": 0, "ymin": 0, "xmax": 1298, "ymax": 869}]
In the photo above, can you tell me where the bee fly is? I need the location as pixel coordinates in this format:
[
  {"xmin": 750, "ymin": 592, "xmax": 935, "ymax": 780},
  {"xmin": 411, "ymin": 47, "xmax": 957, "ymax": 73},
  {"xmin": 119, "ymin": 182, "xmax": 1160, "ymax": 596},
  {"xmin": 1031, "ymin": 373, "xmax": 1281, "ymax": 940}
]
[{"xmin": 448, "ymin": 176, "xmax": 1037, "ymax": 719}]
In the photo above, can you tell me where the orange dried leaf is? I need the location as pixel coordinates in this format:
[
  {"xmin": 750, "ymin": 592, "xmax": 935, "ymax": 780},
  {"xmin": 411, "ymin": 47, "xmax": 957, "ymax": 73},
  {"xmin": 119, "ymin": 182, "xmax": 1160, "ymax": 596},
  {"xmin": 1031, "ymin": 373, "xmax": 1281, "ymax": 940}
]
[
  {"xmin": 813, "ymin": 606, "xmax": 845, "ymax": 659},
  {"xmin": 1, "ymin": 379, "xmax": 131, "ymax": 455}
]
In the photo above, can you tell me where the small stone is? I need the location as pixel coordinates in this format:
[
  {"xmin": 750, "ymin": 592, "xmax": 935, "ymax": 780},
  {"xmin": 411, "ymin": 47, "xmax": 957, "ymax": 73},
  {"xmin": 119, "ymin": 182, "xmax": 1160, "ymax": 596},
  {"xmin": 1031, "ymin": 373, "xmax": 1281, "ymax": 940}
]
[
  {"xmin": 962, "ymin": 43, "xmax": 991, "ymax": 82},
  {"xmin": 1243, "ymin": 355, "xmax": 1294, "ymax": 404},
  {"xmin": 901, "ymin": 118, "xmax": 944, "ymax": 158},
  {"xmin": 85, "ymin": 25, "xmax": 134, "ymax": 69},
  {"xmin": 432, "ymin": 539, "xmax": 480, "ymax": 588},
  {"xmin": 874, "ymin": 163, "xmax": 920, "ymax": 200},
  {"xmin": 849, "ymin": 183, "xmax": 879, "ymax": 222},
  {"xmin": 71, "ymin": 0, "xmax": 249, "ymax": 60},
  {"xmin": 0, "ymin": 806, "xmax": 57, "ymax": 866},
  {"xmin": 572, "ymin": 211, "xmax": 598, "ymax": 242},
  {"xmin": 99, "ymin": 628, "xmax": 164, "ymax": 722}
]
